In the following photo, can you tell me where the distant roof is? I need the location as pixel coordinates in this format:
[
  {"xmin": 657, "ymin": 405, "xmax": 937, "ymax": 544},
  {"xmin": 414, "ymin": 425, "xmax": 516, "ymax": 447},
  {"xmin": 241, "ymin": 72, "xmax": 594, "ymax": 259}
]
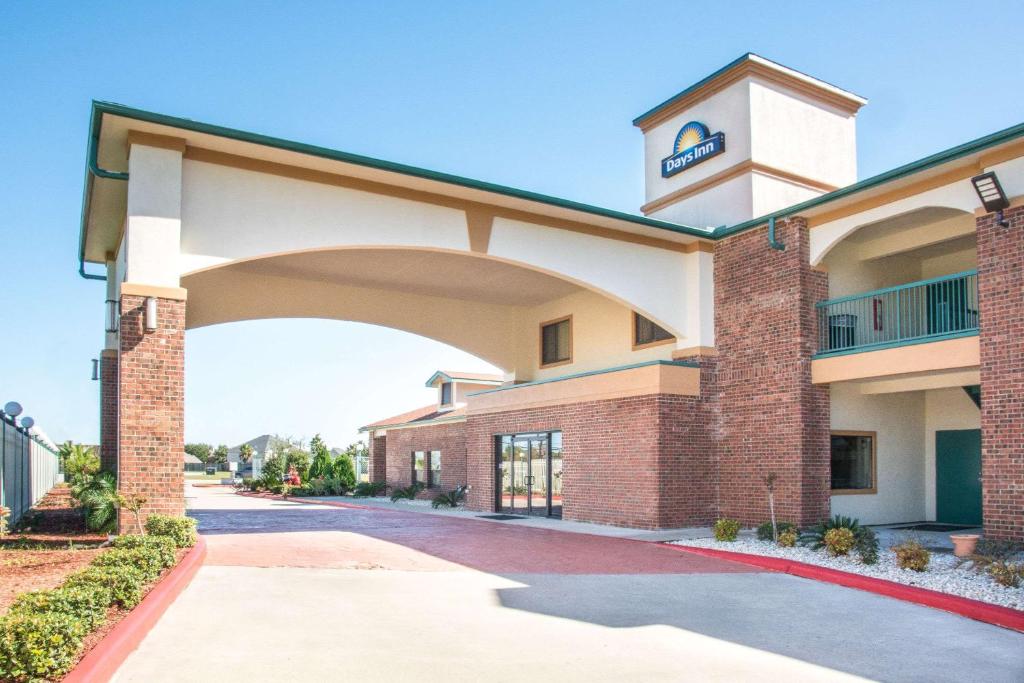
[
  {"xmin": 184, "ymin": 453, "xmax": 202, "ymax": 464},
  {"xmin": 360, "ymin": 404, "xmax": 467, "ymax": 432},
  {"xmin": 424, "ymin": 370, "xmax": 503, "ymax": 388}
]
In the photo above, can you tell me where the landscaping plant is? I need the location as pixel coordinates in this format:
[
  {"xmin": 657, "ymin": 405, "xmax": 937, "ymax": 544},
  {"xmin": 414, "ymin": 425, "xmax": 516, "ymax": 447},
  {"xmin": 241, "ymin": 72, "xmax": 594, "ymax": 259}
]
[
  {"xmin": 0, "ymin": 609, "xmax": 87, "ymax": 682},
  {"xmin": 764, "ymin": 472, "xmax": 778, "ymax": 541},
  {"xmin": 10, "ymin": 584, "xmax": 112, "ymax": 631},
  {"xmin": 118, "ymin": 492, "xmax": 148, "ymax": 535},
  {"xmin": 823, "ymin": 527, "xmax": 855, "ymax": 556},
  {"xmin": 893, "ymin": 540, "xmax": 930, "ymax": 572},
  {"xmin": 987, "ymin": 561, "xmax": 1023, "ymax": 588},
  {"xmin": 756, "ymin": 520, "xmax": 796, "ymax": 542},
  {"xmin": 65, "ymin": 565, "xmax": 146, "ymax": 609},
  {"xmin": 144, "ymin": 514, "xmax": 198, "ymax": 548},
  {"xmin": 800, "ymin": 515, "xmax": 877, "ymax": 564},
  {"xmin": 713, "ymin": 518, "xmax": 741, "ymax": 542},
  {"xmin": 112, "ymin": 534, "xmax": 176, "ymax": 567},
  {"xmin": 71, "ymin": 470, "xmax": 119, "ymax": 533},
  {"xmin": 390, "ymin": 482, "xmax": 425, "ymax": 502},
  {"xmin": 353, "ymin": 481, "xmax": 388, "ymax": 497},
  {"xmin": 333, "ymin": 453, "xmax": 357, "ymax": 490},
  {"xmin": 777, "ymin": 528, "xmax": 798, "ymax": 548},
  {"xmin": 0, "ymin": 505, "xmax": 9, "ymax": 537},
  {"xmin": 309, "ymin": 434, "xmax": 333, "ymax": 479},
  {"xmin": 431, "ymin": 487, "xmax": 466, "ymax": 509}
]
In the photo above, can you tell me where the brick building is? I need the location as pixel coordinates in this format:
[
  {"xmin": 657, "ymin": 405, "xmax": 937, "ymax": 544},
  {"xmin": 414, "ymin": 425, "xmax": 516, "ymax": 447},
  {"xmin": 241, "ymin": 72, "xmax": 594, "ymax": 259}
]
[{"xmin": 79, "ymin": 54, "xmax": 1022, "ymax": 538}]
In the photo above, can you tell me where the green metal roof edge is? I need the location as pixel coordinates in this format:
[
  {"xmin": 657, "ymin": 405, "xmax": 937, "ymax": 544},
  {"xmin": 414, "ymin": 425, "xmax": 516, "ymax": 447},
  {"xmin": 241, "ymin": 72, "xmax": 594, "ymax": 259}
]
[
  {"xmin": 358, "ymin": 412, "xmax": 466, "ymax": 433},
  {"xmin": 423, "ymin": 371, "xmax": 502, "ymax": 388},
  {"xmin": 466, "ymin": 359, "xmax": 699, "ymax": 397},
  {"xmin": 81, "ymin": 100, "xmax": 710, "ymax": 259},
  {"xmin": 632, "ymin": 53, "xmax": 865, "ymax": 127},
  {"xmin": 714, "ymin": 119, "xmax": 1024, "ymax": 239}
]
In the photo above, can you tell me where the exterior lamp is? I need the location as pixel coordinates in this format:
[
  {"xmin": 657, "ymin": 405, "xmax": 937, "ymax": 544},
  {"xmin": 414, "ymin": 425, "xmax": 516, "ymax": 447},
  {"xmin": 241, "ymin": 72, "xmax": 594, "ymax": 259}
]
[
  {"xmin": 971, "ymin": 172, "xmax": 1011, "ymax": 227},
  {"xmin": 144, "ymin": 296, "xmax": 158, "ymax": 332},
  {"xmin": 91, "ymin": 358, "xmax": 99, "ymax": 381},
  {"xmin": 105, "ymin": 299, "xmax": 119, "ymax": 333},
  {"xmin": 20, "ymin": 416, "xmax": 34, "ymax": 432},
  {"xmin": 3, "ymin": 401, "xmax": 23, "ymax": 418}
]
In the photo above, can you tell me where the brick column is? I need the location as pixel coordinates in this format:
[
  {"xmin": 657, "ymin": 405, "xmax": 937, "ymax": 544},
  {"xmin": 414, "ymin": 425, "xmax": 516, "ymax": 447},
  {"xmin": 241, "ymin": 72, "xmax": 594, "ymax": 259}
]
[
  {"xmin": 99, "ymin": 349, "xmax": 119, "ymax": 473},
  {"xmin": 977, "ymin": 205, "xmax": 1024, "ymax": 542},
  {"xmin": 713, "ymin": 217, "xmax": 831, "ymax": 527},
  {"xmin": 118, "ymin": 294, "xmax": 185, "ymax": 532},
  {"xmin": 368, "ymin": 435, "xmax": 387, "ymax": 482}
]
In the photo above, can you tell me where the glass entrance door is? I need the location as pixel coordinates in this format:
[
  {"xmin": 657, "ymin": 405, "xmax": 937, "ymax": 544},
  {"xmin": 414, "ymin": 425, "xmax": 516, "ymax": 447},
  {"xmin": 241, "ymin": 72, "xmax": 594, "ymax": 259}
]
[{"xmin": 496, "ymin": 432, "xmax": 560, "ymax": 517}]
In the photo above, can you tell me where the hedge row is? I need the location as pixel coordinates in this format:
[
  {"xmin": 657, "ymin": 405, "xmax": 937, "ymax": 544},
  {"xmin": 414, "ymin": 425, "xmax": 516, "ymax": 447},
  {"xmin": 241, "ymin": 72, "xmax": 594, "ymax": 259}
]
[{"xmin": 0, "ymin": 515, "xmax": 197, "ymax": 682}]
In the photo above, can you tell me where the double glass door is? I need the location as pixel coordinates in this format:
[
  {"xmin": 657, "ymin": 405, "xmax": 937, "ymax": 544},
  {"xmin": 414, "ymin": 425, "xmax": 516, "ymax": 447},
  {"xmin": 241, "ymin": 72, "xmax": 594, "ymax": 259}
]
[{"xmin": 497, "ymin": 432, "xmax": 562, "ymax": 517}]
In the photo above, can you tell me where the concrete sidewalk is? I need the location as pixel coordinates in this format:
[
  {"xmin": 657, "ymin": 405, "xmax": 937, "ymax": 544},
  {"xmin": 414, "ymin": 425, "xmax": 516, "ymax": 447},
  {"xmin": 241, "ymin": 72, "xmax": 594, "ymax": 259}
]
[{"xmin": 112, "ymin": 484, "xmax": 1024, "ymax": 682}]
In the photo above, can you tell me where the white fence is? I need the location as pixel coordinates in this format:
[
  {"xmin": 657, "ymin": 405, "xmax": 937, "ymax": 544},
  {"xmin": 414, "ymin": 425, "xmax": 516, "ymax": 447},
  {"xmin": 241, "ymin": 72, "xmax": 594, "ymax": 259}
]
[{"xmin": 2, "ymin": 412, "xmax": 63, "ymax": 527}]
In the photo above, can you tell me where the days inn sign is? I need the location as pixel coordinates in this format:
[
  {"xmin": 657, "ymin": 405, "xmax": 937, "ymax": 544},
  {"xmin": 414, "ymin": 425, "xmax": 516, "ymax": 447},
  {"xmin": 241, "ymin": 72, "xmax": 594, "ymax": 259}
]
[{"xmin": 660, "ymin": 121, "xmax": 725, "ymax": 177}]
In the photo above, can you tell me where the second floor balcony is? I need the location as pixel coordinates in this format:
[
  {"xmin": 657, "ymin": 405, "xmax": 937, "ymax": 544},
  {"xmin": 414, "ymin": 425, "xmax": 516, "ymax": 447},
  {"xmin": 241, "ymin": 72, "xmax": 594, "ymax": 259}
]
[{"xmin": 816, "ymin": 270, "xmax": 979, "ymax": 356}]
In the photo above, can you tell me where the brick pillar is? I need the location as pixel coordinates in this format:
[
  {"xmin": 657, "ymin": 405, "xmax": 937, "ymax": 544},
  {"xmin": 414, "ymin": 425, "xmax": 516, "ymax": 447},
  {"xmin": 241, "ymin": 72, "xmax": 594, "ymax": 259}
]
[
  {"xmin": 99, "ymin": 349, "xmax": 119, "ymax": 473},
  {"xmin": 713, "ymin": 217, "xmax": 831, "ymax": 527},
  {"xmin": 368, "ymin": 435, "xmax": 387, "ymax": 482},
  {"xmin": 118, "ymin": 294, "xmax": 185, "ymax": 532},
  {"xmin": 977, "ymin": 206, "xmax": 1024, "ymax": 542}
]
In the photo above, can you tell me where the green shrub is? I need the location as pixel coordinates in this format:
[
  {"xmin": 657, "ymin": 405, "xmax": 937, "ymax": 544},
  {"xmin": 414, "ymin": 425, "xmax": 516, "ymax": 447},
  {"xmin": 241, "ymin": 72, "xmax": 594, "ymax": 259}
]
[
  {"xmin": 893, "ymin": 541, "xmax": 930, "ymax": 571},
  {"xmin": 71, "ymin": 471, "xmax": 119, "ymax": 533},
  {"xmin": 0, "ymin": 610, "xmax": 87, "ymax": 682},
  {"xmin": 756, "ymin": 521, "xmax": 797, "ymax": 541},
  {"xmin": 713, "ymin": 518, "xmax": 741, "ymax": 542},
  {"xmin": 65, "ymin": 565, "xmax": 146, "ymax": 608},
  {"xmin": 111, "ymin": 534, "xmax": 177, "ymax": 568},
  {"xmin": 823, "ymin": 528, "xmax": 856, "ymax": 556},
  {"xmin": 354, "ymin": 481, "xmax": 388, "ymax": 497},
  {"xmin": 333, "ymin": 454, "xmax": 357, "ymax": 490},
  {"xmin": 988, "ymin": 561, "xmax": 1023, "ymax": 588},
  {"xmin": 800, "ymin": 515, "xmax": 877, "ymax": 563},
  {"xmin": 390, "ymin": 482, "xmax": 425, "ymax": 502},
  {"xmin": 431, "ymin": 487, "xmax": 466, "ymax": 509},
  {"xmin": 92, "ymin": 547, "xmax": 165, "ymax": 582},
  {"xmin": 777, "ymin": 528, "xmax": 798, "ymax": 547},
  {"xmin": 144, "ymin": 514, "xmax": 197, "ymax": 548},
  {"xmin": 9, "ymin": 584, "xmax": 112, "ymax": 631}
]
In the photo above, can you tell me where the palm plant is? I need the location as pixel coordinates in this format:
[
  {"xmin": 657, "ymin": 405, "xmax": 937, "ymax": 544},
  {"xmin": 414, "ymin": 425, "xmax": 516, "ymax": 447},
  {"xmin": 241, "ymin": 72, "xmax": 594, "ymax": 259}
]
[
  {"xmin": 72, "ymin": 471, "xmax": 119, "ymax": 533},
  {"xmin": 390, "ymin": 482, "xmax": 424, "ymax": 502},
  {"xmin": 431, "ymin": 486, "xmax": 466, "ymax": 509},
  {"xmin": 238, "ymin": 443, "xmax": 255, "ymax": 464},
  {"xmin": 800, "ymin": 514, "xmax": 878, "ymax": 564}
]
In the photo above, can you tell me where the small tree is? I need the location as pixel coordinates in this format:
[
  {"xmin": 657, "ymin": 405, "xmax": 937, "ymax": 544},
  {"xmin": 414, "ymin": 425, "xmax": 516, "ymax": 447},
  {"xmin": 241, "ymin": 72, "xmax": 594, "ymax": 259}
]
[
  {"xmin": 333, "ymin": 453, "xmax": 356, "ymax": 490},
  {"xmin": 309, "ymin": 434, "xmax": 332, "ymax": 479},
  {"xmin": 59, "ymin": 442, "xmax": 100, "ymax": 483},
  {"xmin": 213, "ymin": 444, "xmax": 229, "ymax": 465},
  {"xmin": 118, "ymin": 493, "xmax": 148, "ymax": 535},
  {"xmin": 185, "ymin": 442, "xmax": 213, "ymax": 463},
  {"xmin": 238, "ymin": 443, "xmax": 255, "ymax": 464},
  {"xmin": 765, "ymin": 472, "xmax": 779, "ymax": 542},
  {"xmin": 285, "ymin": 449, "xmax": 311, "ymax": 482}
]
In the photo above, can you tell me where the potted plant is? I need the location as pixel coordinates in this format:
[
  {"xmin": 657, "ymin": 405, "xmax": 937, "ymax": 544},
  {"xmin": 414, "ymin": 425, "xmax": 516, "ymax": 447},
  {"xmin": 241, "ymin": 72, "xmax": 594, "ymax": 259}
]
[{"xmin": 949, "ymin": 533, "xmax": 980, "ymax": 558}]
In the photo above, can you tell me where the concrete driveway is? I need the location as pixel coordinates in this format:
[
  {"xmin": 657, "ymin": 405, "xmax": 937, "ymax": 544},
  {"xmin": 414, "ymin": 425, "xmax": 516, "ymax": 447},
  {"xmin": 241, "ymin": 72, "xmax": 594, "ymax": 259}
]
[{"xmin": 112, "ymin": 484, "xmax": 1024, "ymax": 682}]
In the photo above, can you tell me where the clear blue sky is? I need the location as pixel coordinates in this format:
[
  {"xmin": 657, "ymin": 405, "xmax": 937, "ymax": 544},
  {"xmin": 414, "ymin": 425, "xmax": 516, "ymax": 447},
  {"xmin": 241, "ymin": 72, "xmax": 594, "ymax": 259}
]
[{"xmin": 2, "ymin": 1, "xmax": 1022, "ymax": 449}]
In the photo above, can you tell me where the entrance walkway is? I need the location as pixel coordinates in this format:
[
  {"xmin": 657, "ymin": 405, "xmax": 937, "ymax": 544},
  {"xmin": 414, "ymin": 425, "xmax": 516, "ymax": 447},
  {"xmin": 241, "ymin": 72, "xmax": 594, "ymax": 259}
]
[{"xmin": 112, "ymin": 484, "xmax": 1024, "ymax": 682}]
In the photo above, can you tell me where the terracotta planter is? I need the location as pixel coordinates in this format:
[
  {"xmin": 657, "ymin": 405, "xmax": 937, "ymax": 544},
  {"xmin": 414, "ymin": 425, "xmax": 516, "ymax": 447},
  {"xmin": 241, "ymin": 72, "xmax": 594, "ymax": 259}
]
[{"xmin": 950, "ymin": 534, "xmax": 980, "ymax": 558}]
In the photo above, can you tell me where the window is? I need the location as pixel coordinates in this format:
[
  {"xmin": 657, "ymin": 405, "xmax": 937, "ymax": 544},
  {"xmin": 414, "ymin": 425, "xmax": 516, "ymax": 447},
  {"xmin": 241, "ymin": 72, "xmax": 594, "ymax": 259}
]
[
  {"xmin": 540, "ymin": 316, "xmax": 572, "ymax": 367},
  {"xmin": 633, "ymin": 312, "xmax": 675, "ymax": 349},
  {"xmin": 429, "ymin": 450, "xmax": 441, "ymax": 487},
  {"xmin": 440, "ymin": 382, "xmax": 453, "ymax": 406},
  {"xmin": 412, "ymin": 451, "xmax": 426, "ymax": 485},
  {"xmin": 831, "ymin": 432, "xmax": 876, "ymax": 494}
]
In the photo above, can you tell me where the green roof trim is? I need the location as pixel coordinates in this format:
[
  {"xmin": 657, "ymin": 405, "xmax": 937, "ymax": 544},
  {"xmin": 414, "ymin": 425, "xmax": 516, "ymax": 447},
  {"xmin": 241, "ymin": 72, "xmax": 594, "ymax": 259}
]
[
  {"xmin": 466, "ymin": 359, "xmax": 698, "ymax": 397},
  {"xmin": 713, "ymin": 119, "xmax": 1024, "ymax": 239}
]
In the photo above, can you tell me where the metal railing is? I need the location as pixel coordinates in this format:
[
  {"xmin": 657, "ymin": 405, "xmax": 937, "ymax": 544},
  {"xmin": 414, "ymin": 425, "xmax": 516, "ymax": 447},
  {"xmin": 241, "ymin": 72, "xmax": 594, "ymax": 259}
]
[
  {"xmin": 1, "ymin": 413, "xmax": 63, "ymax": 527},
  {"xmin": 816, "ymin": 270, "xmax": 979, "ymax": 356}
]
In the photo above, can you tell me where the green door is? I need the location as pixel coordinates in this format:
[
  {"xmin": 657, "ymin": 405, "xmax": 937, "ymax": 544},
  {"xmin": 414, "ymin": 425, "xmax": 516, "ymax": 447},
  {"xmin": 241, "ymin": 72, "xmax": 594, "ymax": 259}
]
[{"xmin": 936, "ymin": 429, "xmax": 982, "ymax": 526}]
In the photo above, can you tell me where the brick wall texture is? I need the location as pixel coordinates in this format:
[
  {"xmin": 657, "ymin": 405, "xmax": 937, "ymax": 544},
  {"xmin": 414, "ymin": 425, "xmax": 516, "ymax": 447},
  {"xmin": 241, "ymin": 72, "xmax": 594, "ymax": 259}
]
[
  {"xmin": 118, "ymin": 294, "xmax": 185, "ymax": 532},
  {"xmin": 977, "ymin": 206, "xmax": 1024, "ymax": 542},
  {"xmin": 383, "ymin": 422, "xmax": 467, "ymax": 498},
  {"xmin": 711, "ymin": 217, "xmax": 831, "ymax": 527},
  {"xmin": 99, "ymin": 350, "xmax": 118, "ymax": 473},
  {"xmin": 368, "ymin": 435, "xmax": 387, "ymax": 482}
]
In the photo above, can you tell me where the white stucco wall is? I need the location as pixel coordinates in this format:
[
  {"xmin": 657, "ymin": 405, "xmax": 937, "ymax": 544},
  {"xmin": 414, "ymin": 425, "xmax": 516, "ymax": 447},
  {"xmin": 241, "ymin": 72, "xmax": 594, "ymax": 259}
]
[
  {"xmin": 923, "ymin": 388, "xmax": 980, "ymax": 520},
  {"xmin": 830, "ymin": 384, "xmax": 926, "ymax": 525}
]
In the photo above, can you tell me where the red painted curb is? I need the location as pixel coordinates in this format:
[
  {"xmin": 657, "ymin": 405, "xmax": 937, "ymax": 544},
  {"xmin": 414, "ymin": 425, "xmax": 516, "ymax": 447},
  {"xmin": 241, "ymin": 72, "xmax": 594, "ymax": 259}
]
[
  {"xmin": 64, "ymin": 536, "xmax": 208, "ymax": 683},
  {"xmin": 661, "ymin": 543, "xmax": 1024, "ymax": 633}
]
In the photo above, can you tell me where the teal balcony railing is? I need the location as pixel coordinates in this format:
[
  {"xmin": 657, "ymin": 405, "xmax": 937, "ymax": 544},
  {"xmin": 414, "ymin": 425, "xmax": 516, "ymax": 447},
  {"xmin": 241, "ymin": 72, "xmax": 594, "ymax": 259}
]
[{"xmin": 816, "ymin": 270, "xmax": 979, "ymax": 356}]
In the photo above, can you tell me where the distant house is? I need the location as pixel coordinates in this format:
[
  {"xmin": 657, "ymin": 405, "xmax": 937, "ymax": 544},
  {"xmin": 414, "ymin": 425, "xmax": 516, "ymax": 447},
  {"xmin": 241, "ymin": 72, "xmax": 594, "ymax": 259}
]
[
  {"xmin": 226, "ymin": 434, "xmax": 281, "ymax": 478},
  {"xmin": 183, "ymin": 452, "xmax": 204, "ymax": 472}
]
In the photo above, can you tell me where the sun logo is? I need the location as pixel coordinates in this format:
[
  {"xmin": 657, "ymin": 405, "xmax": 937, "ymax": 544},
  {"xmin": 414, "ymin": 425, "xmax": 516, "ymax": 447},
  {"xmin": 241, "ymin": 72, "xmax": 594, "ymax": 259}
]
[{"xmin": 674, "ymin": 121, "xmax": 710, "ymax": 155}]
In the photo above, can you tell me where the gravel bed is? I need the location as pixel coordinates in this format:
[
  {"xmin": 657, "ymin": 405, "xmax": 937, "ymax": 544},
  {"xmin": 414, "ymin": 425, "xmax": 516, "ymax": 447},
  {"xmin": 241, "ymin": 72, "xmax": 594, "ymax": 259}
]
[
  {"xmin": 670, "ymin": 537, "xmax": 1024, "ymax": 610},
  {"xmin": 389, "ymin": 499, "xmax": 435, "ymax": 508}
]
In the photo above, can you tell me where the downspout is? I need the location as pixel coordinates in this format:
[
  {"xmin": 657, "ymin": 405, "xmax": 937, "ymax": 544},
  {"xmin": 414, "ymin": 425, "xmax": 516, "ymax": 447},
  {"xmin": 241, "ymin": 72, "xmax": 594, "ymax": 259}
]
[
  {"xmin": 79, "ymin": 122, "xmax": 129, "ymax": 281},
  {"xmin": 767, "ymin": 216, "xmax": 786, "ymax": 251}
]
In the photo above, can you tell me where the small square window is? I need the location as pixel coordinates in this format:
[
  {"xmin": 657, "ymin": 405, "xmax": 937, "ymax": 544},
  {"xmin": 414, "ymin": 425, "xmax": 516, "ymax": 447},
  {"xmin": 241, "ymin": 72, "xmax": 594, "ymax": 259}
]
[
  {"xmin": 540, "ymin": 316, "xmax": 572, "ymax": 367},
  {"xmin": 831, "ymin": 432, "xmax": 876, "ymax": 494},
  {"xmin": 633, "ymin": 313, "xmax": 674, "ymax": 348},
  {"xmin": 440, "ymin": 382, "xmax": 453, "ymax": 406},
  {"xmin": 429, "ymin": 450, "xmax": 441, "ymax": 487}
]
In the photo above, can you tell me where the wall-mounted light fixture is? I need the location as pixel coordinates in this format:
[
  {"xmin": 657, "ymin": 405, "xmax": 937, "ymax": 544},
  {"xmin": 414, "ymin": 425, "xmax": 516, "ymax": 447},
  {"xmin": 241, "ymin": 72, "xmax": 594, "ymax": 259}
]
[
  {"xmin": 971, "ymin": 172, "xmax": 1011, "ymax": 227},
  {"xmin": 91, "ymin": 358, "xmax": 100, "ymax": 381},
  {"xmin": 105, "ymin": 299, "xmax": 119, "ymax": 333},
  {"xmin": 144, "ymin": 296, "xmax": 158, "ymax": 332}
]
